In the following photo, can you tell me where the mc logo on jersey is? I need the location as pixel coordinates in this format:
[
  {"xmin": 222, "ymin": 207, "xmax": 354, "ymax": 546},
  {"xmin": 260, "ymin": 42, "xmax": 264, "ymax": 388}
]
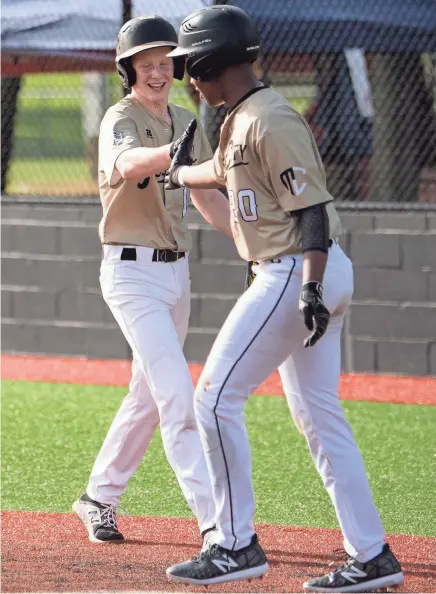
[{"xmin": 280, "ymin": 167, "xmax": 307, "ymax": 196}]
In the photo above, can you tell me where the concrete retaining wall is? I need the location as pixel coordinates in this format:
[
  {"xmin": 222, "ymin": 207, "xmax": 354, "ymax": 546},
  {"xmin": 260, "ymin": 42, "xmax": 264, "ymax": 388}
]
[{"xmin": 2, "ymin": 198, "xmax": 436, "ymax": 376}]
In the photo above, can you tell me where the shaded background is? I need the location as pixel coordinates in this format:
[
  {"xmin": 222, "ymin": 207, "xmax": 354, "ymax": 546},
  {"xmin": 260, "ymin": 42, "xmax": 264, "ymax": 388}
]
[
  {"xmin": 2, "ymin": 0, "xmax": 436, "ymax": 375},
  {"xmin": 2, "ymin": 0, "xmax": 436, "ymax": 201}
]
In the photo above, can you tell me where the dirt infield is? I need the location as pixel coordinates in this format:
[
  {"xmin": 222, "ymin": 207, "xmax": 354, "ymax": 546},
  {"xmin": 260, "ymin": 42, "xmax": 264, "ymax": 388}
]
[
  {"xmin": 2, "ymin": 355, "xmax": 436, "ymax": 405},
  {"xmin": 2, "ymin": 511, "xmax": 436, "ymax": 593}
]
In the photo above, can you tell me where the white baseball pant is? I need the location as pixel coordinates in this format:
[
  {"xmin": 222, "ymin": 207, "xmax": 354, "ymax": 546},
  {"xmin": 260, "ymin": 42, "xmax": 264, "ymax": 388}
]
[
  {"xmin": 87, "ymin": 245, "xmax": 215, "ymax": 533},
  {"xmin": 194, "ymin": 243, "xmax": 385, "ymax": 561}
]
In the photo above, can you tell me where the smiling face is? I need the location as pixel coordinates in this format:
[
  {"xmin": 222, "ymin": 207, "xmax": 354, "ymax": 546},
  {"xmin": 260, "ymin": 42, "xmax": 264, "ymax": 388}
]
[{"xmin": 132, "ymin": 46, "xmax": 174, "ymax": 103}]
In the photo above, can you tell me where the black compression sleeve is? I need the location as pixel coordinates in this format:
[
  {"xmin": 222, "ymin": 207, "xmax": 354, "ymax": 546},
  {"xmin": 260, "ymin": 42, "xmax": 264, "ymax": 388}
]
[{"xmin": 299, "ymin": 202, "xmax": 330, "ymax": 253}]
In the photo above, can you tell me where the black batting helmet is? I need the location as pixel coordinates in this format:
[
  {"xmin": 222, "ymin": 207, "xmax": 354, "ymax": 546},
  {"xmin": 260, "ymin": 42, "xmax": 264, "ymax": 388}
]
[
  {"xmin": 167, "ymin": 5, "xmax": 260, "ymax": 82},
  {"xmin": 116, "ymin": 15, "xmax": 185, "ymax": 88}
]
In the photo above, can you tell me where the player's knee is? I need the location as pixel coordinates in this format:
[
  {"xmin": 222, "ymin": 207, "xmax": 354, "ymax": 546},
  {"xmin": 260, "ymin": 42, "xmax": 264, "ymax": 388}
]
[
  {"xmin": 161, "ymin": 397, "xmax": 197, "ymax": 435},
  {"xmin": 194, "ymin": 387, "xmax": 212, "ymax": 417},
  {"xmin": 158, "ymin": 382, "xmax": 197, "ymax": 429},
  {"xmin": 195, "ymin": 374, "xmax": 215, "ymax": 402},
  {"xmin": 194, "ymin": 380, "xmax": 216, "ymax": 426},
  {"xmin": 138, "ymin": 405, "xmax": 160, "ymax": 428},
  {"xmin": 290, "ymin": 411, "xmax": 306, "ymax": 436}
]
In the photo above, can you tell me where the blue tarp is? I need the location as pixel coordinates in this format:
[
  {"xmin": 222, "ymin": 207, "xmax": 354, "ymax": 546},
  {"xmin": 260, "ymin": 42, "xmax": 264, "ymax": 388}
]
[
  {"xmin": 2, "ymin": 0, "xmax": 436, "ymax": 55},
  {"xmin": 233, "ymin": 0, "xmax": 436, "ymax": 52},
  {"xmin": 1, "ymin": 0, "xmax": 210, "ymax": 53}
]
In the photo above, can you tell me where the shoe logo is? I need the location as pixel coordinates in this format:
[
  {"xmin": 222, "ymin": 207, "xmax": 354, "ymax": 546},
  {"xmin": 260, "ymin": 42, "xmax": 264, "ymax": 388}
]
[
  {"xmin": 340, "ymin": 566, "xmax": 368, "ymax": 583},
  {"xmin": 211, "ymin": 554, "xmax": 239, "ymax": 573},
  {"xmin": 88, "ymin": 509, "xmax": 101, "ymax": 525}
]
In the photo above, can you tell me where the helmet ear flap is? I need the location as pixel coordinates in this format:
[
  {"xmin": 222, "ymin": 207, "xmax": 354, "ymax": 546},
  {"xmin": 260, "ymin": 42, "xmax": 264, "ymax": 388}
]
[
  {"xmin": 173, "ymin": 56, "xmax": 185, "ymax": 81},
  {"xmin": 117, "ymin": 58, "xmax": 136, "ymax": 88}
]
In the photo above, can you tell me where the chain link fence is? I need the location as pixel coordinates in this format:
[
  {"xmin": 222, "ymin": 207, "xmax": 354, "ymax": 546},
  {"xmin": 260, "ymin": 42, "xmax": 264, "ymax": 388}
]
[
  {"xmin": 1, "ymin": 72, "xmax": 196, "ymax": 196},
  {"xmin": 2, "ymin": 0, "xmax": 436, "ymax": 203}
]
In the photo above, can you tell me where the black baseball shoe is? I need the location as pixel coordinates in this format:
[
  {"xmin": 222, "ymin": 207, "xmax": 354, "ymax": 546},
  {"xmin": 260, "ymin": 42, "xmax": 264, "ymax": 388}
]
[
  {"xmin": 303, "ymin": 543, "xmax": 404, "ymax": 592},
  {"xmin": 72, "ymin": 492, "xmax": 124, "ymax": 543},
  {"xmin": 166, "ymin": 534, "xmax": 269, "ymax": 585}
]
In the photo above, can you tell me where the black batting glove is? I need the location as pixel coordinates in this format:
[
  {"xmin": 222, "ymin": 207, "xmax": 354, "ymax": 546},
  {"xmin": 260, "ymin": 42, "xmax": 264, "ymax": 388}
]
[
  {"xmin": 166, "ymin": 119, "xmax": 197, "ymax": 190},
  {"xmin": 299, "ymin": 281, "xmax": 330, "ymax": 347},
  {"xmin": 169, "ymin": 118, "xmax": 197, "ymax": 158}
]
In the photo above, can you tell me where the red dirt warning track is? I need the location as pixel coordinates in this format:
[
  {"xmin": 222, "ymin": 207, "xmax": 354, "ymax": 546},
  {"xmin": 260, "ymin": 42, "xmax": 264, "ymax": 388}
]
[
  {"xmin": 2, "ymin": 511, "xmax": 436, "ymax": 593},
  {"xmin": 2, "ymin": 355, "xmax": 436, "ymax": 405}
]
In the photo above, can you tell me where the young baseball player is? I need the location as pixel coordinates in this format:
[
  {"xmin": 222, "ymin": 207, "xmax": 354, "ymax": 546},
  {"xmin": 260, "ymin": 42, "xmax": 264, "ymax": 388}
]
[
  {"xmin": 73, "ymin": 15, "xmax": 231, "ymax": 549},
  {"xmin": 163, "ymin": 5, "xmax": 404, "ymax": 592}
]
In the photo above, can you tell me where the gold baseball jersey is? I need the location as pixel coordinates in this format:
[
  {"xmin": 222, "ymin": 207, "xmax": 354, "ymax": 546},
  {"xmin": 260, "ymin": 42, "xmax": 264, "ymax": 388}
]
[
  {"xmin": 213, "ymin": 86, "xmax": 342, "ymax": 262},
  {"xmin": 99, "ymin": 96, "xmax": 212, "ymax": 250}
]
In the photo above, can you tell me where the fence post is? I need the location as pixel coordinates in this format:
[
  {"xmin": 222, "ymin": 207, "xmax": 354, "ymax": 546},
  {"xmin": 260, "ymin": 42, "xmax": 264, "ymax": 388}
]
[
  {"xmin": 1, "ymin": 77, "xmax": 22, "ymax": 194},
  {"xmin": 370, "ymin": 54, "xmax": 435, "ymax": 202},
  {"xmin": 122, "ymin": 0, "xmax": 132, "ymax": 97},
  {"xmin": 82, "ymin": 74, "xmax": 109, "ymax": 182}
]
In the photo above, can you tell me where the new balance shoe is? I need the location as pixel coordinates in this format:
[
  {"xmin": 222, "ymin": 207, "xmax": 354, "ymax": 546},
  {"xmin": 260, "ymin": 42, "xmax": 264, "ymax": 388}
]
[
  {"xmin": 166, "ymin": 534, "xmax": 268, "ymax": 585},
  {"xmin": 303, "ymin": 543, "xmax": 404, "ymax": 592},
  {"xmin": 72, "ymin": 492, "xmax": 124, "ymax": 543},
  {"xmin": 201, "ymin": 525, "xmax": 217, "ymax": 552}
]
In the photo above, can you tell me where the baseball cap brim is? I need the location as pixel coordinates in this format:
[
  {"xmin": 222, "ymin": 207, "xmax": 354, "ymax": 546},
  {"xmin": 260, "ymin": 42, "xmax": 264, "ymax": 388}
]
[{"xmin": 117, "ymin": 41, "xmax": 178, "ymax": 62}]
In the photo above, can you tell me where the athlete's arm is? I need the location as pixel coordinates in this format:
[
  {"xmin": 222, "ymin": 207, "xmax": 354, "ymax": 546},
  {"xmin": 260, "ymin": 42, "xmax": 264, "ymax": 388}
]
[
  {"xmin": 299, "ymin": 202, "xmax": 329, "ymax": 284},
  {"xmin": 302, "ymin": 250, "xmax": 328, "ymax": 285},
  {"xmin": 115, "ymin": 145, "xmax": 172, "ymax": 181},
  {"xmin": 116, "ymin": 119, "xmax": 199, "ymax": 182},
  {"xmin": 190, "ymin": 188, "xmax": 232, "ymax": 237},
  {"xmin": 170, "ymin": 159, "xmax": 225, "ymax": 189},
  {"xmin": 297, "ymin": 203, "xmax": 330, "ymax": 347}
]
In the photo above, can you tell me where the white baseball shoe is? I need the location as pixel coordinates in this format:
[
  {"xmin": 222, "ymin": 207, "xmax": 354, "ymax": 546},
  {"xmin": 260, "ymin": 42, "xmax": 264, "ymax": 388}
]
[{"xmin": 72, "ymin": 492, "xmax": 124, "ymax": 543}]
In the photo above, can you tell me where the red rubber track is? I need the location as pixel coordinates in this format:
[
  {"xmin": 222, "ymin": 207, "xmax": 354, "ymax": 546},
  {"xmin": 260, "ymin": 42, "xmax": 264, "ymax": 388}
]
[
  {"xmin": 2, "ymin": 512, "xmax": 435, "ymax": 593},
  {"xmin": 2, "ymin": 354, "xmax": 436, "ymax": 405}
]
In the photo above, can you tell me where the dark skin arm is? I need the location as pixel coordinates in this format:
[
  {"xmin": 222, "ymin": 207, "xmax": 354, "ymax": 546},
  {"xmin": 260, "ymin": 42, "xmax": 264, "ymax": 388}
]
[{"xmin": 302, "ymin": 250, "xmax": 328, "ymax": 284}]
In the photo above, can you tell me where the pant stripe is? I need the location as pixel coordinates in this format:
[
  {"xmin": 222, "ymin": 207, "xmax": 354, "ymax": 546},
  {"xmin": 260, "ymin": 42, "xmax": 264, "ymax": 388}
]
[{"xmin": 212, "ymin": 258, "xmax": 296, "ymax": 550}]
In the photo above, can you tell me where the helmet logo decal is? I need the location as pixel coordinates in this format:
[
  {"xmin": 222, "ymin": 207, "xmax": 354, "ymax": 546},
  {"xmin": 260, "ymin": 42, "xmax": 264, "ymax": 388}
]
[{"xmin": 192, "ymin": 39, "xmax": 212, "ymax": 46}]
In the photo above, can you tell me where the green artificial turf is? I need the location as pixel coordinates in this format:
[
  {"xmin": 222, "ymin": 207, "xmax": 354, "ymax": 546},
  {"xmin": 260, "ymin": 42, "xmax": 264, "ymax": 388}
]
[
  {"xmin": 8, "ymin": 159, "xmax": 94, "ymax": 188},
  {"xmin": 2, "ymin": 380, "xmax": 434, "ymax": 537}
]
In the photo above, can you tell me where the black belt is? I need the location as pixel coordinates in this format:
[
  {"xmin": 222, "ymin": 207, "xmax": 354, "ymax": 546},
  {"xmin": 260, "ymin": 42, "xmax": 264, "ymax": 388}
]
[{"xmin": 120, "ymin": 247, "xmax": 186, "ymax": 263}]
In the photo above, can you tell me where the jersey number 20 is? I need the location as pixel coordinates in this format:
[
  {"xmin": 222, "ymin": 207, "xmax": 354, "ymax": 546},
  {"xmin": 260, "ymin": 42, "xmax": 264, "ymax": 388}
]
[{"xmin": 228, "ymin": 189, "xmax": 258, "ymax": 223}]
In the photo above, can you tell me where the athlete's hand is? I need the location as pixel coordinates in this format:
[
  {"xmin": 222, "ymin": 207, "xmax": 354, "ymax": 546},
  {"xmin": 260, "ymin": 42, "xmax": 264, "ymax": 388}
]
[
  {"xmin": 169, "ymin": 118, "xmax": 197, "ymax": 159},
  {"xmin": 299, "ymin": 282, "xmax": 330, "ymax": 347},
  {"xmin": 166, "ymin": 119, "xmax": 197, "ymax": 190}
]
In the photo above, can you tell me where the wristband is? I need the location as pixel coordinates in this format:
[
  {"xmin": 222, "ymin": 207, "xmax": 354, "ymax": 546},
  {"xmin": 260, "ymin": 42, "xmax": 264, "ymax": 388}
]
[{"xmin": 177, "ymin": 166, "xmax": 188, "ymax": 186}]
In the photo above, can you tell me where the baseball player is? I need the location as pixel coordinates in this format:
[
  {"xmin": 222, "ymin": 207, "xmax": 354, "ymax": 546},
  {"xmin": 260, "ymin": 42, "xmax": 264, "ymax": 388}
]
[
  {"xmin": 163, "ymin": 6, "xmax": 404, "ymax": 592},
  {"xmin": 73, "ymin": 15, "xmax": 231, "ymax": 549}
]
